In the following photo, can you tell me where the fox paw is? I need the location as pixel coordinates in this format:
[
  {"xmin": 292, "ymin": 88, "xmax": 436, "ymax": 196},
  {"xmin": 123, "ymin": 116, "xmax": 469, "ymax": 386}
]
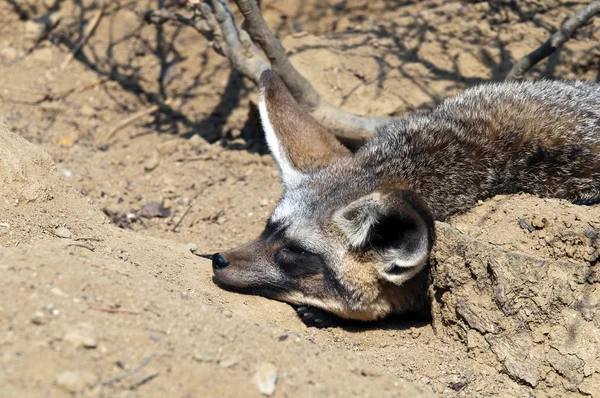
[{"xmin": 296, "ymin": 306, "xmax": 334, "ymax": 328}]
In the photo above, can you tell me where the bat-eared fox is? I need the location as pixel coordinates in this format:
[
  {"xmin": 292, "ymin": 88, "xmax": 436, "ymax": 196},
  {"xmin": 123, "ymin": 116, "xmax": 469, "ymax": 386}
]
[{"xmin": 209, "ymin": 70, "xmax": 600, "ymax": 327}]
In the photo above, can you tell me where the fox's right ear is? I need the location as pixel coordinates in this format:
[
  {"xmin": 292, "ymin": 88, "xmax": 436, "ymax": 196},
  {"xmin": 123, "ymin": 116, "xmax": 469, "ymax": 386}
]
[
  {"xmin": 258, "ymin": 70, "xmax": 350, "ymax": 187},
  {"xmin": 335, "ymin": 190, "xmax": 435, "ymax": 286}
]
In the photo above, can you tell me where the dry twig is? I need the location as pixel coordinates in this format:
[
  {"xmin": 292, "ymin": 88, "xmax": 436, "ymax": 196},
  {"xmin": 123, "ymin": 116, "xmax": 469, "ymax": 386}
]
[
  {"xmin": 507, "ymin": 1, "xmax": 600, "ymax": 80},
  {"xmin": 105, "ymin": 104, "xmax": 161, "ymax": 142},
  {"xmin": 172, "ymin": 203, "xmax": 194, "ymax": 232},
  {"xmin": 61, "ymin": 3, "xmax": 107, "ymax": 69},
  {"xmin": 89, "ymin": 305, "xmax": 140, "ymax": 315},
  {"xmin": 101, "ymin": 355, "xmax": 155, "ymax": 386},
  {"xmin": 66, "ymin": 243, "xmax": 95, "ymax": 251}
]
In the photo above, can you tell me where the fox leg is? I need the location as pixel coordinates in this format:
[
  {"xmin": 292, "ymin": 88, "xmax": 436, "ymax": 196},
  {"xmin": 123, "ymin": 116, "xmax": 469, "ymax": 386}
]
[{"xmin": 296, "ymin": 306, "xmax": 335, "ymax": 328}]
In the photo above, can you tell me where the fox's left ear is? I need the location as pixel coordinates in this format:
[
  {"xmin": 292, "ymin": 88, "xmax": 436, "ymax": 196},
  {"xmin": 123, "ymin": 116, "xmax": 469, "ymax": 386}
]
[
  {"xmin": 258, "ymin": 70, "xmax": 350, "ymax": 187},
  {"xmin": 335, "ymin": 190, "xmax": 435, "ymax": 285}
]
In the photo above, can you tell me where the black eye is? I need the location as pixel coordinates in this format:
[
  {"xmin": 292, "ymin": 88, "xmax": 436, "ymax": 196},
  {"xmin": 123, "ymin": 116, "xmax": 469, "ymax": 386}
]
[
  {"xmin": 281, "ymin": 245, "xmax": 307, "ymax": 255},
  {"xmin": 276, "ymin": 245, "xmax": 324, "ymax": 277}
]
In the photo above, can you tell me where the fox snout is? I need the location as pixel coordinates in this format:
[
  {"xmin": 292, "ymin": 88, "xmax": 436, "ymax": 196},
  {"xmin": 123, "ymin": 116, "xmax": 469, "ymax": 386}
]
[
  {"xmin": 211, "ymin": 253, "xmax": 230, "ymax": 269},
  {"xmin": 211, "ymin": 240, "xmax": 288, "ymax": 298}
]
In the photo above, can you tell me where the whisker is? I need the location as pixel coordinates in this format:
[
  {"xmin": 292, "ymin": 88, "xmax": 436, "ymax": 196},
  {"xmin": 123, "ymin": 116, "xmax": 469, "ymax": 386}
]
[{"xmin": 193, "ymin": 253, "xmax": 213, "ymax": 260}]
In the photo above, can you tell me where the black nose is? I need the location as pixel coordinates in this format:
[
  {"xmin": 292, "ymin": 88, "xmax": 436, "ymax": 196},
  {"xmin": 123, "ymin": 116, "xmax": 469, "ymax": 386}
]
[{"xmin": 212, "ymin": 253, "xmax": 230, "ymax": 269}]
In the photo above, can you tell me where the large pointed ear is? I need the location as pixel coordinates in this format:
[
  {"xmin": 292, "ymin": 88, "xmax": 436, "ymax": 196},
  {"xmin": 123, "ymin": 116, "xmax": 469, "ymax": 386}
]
[
  {"xmin": 258, "ymin": 70, "xmax": 350, "ymax": 187},
  {"xmin": 334, "ymin": 190, "xmax": 435, "ymax": 285}
]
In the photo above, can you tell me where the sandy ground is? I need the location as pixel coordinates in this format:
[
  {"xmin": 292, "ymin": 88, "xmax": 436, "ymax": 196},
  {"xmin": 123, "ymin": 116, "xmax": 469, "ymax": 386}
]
[{"xmin": 0, "ymin": 0, "xmax": 599, "ymax": 397}]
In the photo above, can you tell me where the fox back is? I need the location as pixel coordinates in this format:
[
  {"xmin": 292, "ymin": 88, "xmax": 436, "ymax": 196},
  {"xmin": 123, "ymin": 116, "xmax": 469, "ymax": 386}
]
[{"xmin": 211, "ymin": 71, "xmax": 600, "ymax": 325}]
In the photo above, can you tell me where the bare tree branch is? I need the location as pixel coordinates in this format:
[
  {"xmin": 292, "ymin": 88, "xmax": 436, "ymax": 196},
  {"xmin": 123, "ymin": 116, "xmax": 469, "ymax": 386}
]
[
  {"xmin": 139, "ymin": 0, "xmax": 396, "ymax": 140},
  {"xmin": 507, "ymin": 0, "xmax": 600, "ymax": 81},
  {"xmin": 230, "ymin": 0, "xmax": 396, "ymax": 140},
  {"xmin": 232, "ymin": 0, "xmax": 320, "ymax": 108}
]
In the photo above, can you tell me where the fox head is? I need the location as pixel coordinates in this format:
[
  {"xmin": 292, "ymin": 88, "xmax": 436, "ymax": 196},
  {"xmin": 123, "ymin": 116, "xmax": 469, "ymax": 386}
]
[{"xmin": 212, "ymin": 70, "xmax": 435, "ymax": 321}]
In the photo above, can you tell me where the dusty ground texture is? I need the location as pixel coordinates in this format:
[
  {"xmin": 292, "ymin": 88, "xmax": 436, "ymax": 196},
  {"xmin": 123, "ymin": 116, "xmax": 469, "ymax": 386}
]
[{"xmin": 0, "ymin": 0, "xmax": 599, "ymax": 397}]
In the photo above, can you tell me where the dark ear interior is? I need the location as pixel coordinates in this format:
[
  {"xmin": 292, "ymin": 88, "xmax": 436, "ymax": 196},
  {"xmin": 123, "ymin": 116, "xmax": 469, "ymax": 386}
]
[{"xmin": 336, "ymin": 190, "xmax": 435, "ymax": 284}]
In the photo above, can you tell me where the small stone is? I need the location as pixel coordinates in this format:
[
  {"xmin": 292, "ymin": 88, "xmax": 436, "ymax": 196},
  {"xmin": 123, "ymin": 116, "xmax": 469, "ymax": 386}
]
[
  {"xmin": 64, "ymin": 323, "xmax": 98, "ymax": 348},
  {"xmin": 24, "ymin": 20, "xmax": 45, "ymax": 39},
  {"xmin": 144, "ymin": 150, "xmax": 160, "ymax": 172},
  {"xmin": 230, "ymin": 128, "xmax": 242, "ymax": 139},
  {"xmin": 192, "ymin": 351, "xmax": 213, "ymax": 362},
  {"xmin": 260, "ymin": 155, "xmax": 273, "ymax": 166},
  {"xmin": 188, "ymin": 134, "xmax": 207, "ymax": 149},
  {"xmin": 259, "ymin": 199, "xmax": 269, "ymax": 207},
  {"xmin": 531, "ymin": 216, "xmax": 547, "ymax": 229},
  {"xmin": 51, "ymin": 287, "xmax": 69, "ymax": 298},
  {"xmin": 186, "ymin": 243, "xmax": 198, "ymax": 253},
  {"xmin": 421, "ymin": 377, "xmax": 430, "ymax": 385},
  {"xmin": 140, "ymin": 201, "xmax": 170, "ymax": 218},
  {"xmin": 253, "ymin": 362, "xmax": 278, "ymax": 396},
  {"xmin": 55, "ymin": 370, "xmax": 98, "ymax": 393},
  {"xmin": 584, "ymin": 226, "xmax": 599, "ymax": 240},
  {"xmin": 54, "ymin": 226, "xmax": 72, "ymax": 239},
  {"xmin": 219, "ymin": 356, "xmax": 240, "ymax": 368},
  {"xmin": 31, "ymin": 311, "xmax": 47, "ymax": 325},
  {"xmin": 518, "ymin": 218, "xmax": 535, "ymax": 232},
  {"xmin": 80, "ymin": 104, "xmax": 96, "ymax": 117},
  {"xmin": 0, "ymin": 47, "xmax": 18, "ymax": 62}
]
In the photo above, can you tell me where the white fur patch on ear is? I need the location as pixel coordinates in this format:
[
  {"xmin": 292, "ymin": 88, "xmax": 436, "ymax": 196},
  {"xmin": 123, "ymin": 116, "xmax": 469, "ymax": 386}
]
[
  {"xmin": 335, "ymin": 191, "xmax": 432, "ymax": 286},
  {"xmin": 334, "ymin": 193, "xmax": 382, "ymax": 248},
  {"xmin": 258, "ymin": 88, "xmax": 304, "ymax": 187},
  {"xmin": 379, "ymin": 226, "xmax": 429, "ymax": 285}
]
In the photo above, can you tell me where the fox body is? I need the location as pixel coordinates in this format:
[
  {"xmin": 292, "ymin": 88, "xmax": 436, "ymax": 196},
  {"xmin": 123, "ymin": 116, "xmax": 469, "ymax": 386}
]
[{"xmin": 212, "ymin": 71, "xmax": 600, "ymax": 325}]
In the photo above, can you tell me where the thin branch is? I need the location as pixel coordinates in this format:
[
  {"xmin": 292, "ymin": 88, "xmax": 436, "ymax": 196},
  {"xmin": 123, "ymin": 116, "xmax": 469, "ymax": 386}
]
[
  {"xmin": 232, "ymin": 0, "xmax": 320, "ymax": 108},
  {"xmin": 507, "ymin": 1, "xmax": 600, "ymax": 80},
  {"xmin": 104, "ymin": 104, "xmax": 161, "ymax": 142},
  {"xmin": 61, "ymin": 3, "xmax": 107, "ymax": 69},
  {"xmin": 230, "ymin": 0, "xmax": 392, "ymax": 140},
  {"xmin": 66, "ymin": 243, "xmax": 95, "ymax": 251}
]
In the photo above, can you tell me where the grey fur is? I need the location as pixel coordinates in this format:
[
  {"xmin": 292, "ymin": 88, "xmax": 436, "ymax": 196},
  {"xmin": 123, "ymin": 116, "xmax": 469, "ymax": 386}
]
[
  {"xmin": 216, "ymin": 78, "xmax": 600, "ymax": 322},
  {"xmin": 360, "ymin": 80, "xmax": 600, "ymax": 219}
]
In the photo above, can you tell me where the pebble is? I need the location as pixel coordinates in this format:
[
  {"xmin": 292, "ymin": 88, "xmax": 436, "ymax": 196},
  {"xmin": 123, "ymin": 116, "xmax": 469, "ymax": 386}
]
[
  {"xmin": 80, "ymin": 104, "xmax": 96, "ymax": 117},
  {"xmin": 260, "ymin": 154, "xmax": 274, "ymax": 166},
  {"xmin": 24, "ymin": 20, "xmax": 46, "ymax": 40},
  {"xmin": 55, "ymin": 370, "xmax": 98, "ymax": 393},
  {"xmin": 50, "ymin": 287, "xmax": 69, "ymax": 298},
  {"xmin": 192, "ymin": 351, "xmax": 213, "ymax": 362},
  {"xmin": 54, "ymin": 226, "xmax": 72, "ymax": 239},
  {"xmin": 186, "ymin": 242, "xmax": 198, "ymax": 253},
  {"xmin": 64, "ymin": 323, "xmax": 98, "ymax": 348},
  {"xmin": 31, "ymin": 311, "xmax": 47, "ymax": 325},
  {"xmin": 188, "ymin": 134, "xmax": 206, "ymax": 148},
  {"xmin": 259, "ymin": 199, "xmax": 269, "ymax": 207},
  {"xmin": 0, "ymin": 47, "xmax": 18, "ymax": 62},
  {"xmin": 421, "ymin": 377, "xmax": 431, "ymax": 385},
  {"xmin": 144, "ymin": 150, "xmax": 160, "ymax": 172},
  {"xmin": 219, "ymin": 356, "xmax": 240, "ymax": 368},
  {"xmin": 253, "ymin": 362, "xmax": 279, "ymax": 396}
]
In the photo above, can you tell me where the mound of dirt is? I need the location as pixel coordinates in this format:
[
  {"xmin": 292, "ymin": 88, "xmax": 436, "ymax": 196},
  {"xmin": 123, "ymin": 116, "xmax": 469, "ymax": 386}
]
[
  {"xmin": 1, "ymin": 1, "xmax": 600, "ymax": 397},
  {"xmin": 0, "ymin": 124, "xmax": 434, "ymax": 397},
  {"xmin": 432, "ymin": 198, "xmax": 600, "ymax": 394}
]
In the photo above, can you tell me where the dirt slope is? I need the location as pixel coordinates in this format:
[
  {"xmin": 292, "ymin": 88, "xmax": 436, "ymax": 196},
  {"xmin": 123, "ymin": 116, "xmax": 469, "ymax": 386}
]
[
  {"xmin": 0, "ymin": 123, "xmax": 434, "ymax": 397},
  {"xmin": 1, "ymin": 0, "xmax": 599, "ymax": 397}
]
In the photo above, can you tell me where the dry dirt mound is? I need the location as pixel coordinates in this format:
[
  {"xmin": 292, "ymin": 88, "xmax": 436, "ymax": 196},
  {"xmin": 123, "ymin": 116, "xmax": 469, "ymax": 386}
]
[
  {"xmin": 432, "ymin": 196, "xmax": 600, "ymax": 394},
  {"xmin": 0, "ymin": 124, "xmax": 434, "ymax": 397},
  {"xmin": 1, "ymin": 1, "xmax": 600, "ymax": 397}
]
